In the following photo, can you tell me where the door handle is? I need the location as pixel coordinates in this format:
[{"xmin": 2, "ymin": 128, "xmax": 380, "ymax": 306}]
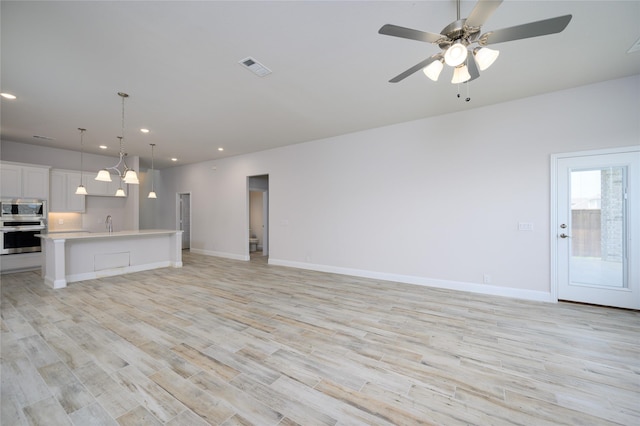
[{"xmin": 559, "ymin": 233, "xmax": 570, "ymax": 239}]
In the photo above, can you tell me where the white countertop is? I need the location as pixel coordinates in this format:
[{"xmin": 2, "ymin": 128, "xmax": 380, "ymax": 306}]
[{"xmin": 37, "ymin": 229, "xmax": 181, "ymax": 240}]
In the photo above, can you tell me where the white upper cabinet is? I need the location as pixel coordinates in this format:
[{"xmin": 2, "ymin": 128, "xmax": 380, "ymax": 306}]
[
  {"xmin": 50, "ymin": 170, "xmax": 85, "ymax": 212},
  {"xmin": 0, "ymin": 162, "xmax": 50, "ymax": 199}
]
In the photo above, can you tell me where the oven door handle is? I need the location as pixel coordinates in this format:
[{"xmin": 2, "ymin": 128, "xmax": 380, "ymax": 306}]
[{"xmin": 1, "ymin": 226, "xmax": 46, "ymax": 232}]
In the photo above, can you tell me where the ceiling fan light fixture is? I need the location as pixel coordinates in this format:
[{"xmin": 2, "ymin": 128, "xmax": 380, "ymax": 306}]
[
  {"xmin": 422, "ymin": 59, "xmax": 444, "ymax": 81},
  {"xmin": 451, "ymin": 65, "xmax": 471, "ymax": 84},
  {"xmin": 473, "ymin": 47, "xmax": 499, "ymax": 71},
  {"xmin": 115, "ymin": 187, "xmax": 126, "ymax": 197},
  {"xmin": 444, "ymin": 42, "xmax": 468, "ymax": 67},
  {"xmin": 75, "ymin": 185, "xmax": 88, "ymax": 195}
]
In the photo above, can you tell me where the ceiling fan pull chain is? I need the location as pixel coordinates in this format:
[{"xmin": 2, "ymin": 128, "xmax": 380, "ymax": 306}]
[{"xmin": 466, "ymin": 81, "xmax": 471, "ymax": 102}]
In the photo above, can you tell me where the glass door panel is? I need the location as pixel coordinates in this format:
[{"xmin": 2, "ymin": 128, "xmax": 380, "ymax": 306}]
[{"xmin": 570, "ymin": 167, "xmax": 626, "ymax": 288}]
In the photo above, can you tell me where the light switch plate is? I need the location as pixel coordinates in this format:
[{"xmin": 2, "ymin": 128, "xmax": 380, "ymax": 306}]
[{"xmin": 518, "ymin": 222, "xmax": 534, "ymax": 231}]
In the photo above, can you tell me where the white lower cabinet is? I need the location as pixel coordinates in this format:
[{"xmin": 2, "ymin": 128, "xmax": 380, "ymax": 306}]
[{"xmin": 50, "ymin": 170, "xmax": 85, "ymax": 212}]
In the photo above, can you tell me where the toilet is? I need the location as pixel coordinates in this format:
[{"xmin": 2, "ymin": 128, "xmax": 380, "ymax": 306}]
[{"xmin": 249, "ymin": 237, "xmax": 259, "ymax": 252}]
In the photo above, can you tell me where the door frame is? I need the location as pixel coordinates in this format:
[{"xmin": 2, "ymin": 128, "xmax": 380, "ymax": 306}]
[
  {"xmin": 550, "ymin": 146, "xmax": 639, "ymax": 304},
  {"xmin": 247, "ymin": 175, "xmax": 269, "ymax": 258},
  {"xmin": 176, "ymin": 192, "xmax": 192, "ymax": 250}
]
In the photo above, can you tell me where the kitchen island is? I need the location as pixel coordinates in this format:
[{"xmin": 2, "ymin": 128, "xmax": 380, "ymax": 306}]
[{"xmin": 37, "ymin": 229, "xmax": 183, "ymax": 289}]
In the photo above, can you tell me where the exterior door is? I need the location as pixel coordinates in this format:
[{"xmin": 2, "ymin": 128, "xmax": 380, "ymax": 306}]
[{"xmin": 553, "ymin": 148, "xmax": 639, "ymax": 309}]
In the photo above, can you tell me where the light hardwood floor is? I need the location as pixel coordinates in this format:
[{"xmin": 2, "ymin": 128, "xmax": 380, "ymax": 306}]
[{"xmin": 1, "ymin": 252, "xmax": 639, "ymax": 425}]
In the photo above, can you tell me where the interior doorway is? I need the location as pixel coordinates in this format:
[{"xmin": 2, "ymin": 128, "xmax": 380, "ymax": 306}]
[
  {"xmin": 178, "ymin": 193, "xmax": 191, "ymax": 250},
  {"xmin": 248, "ymin": 175, "xmax": 269, "ymax": 259}
]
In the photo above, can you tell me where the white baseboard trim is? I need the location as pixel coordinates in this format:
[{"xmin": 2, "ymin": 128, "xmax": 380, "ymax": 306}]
[
  {"xmin": 268, "ymin": 258, "xmax": 554, "ymax": 303},
  {"xmin": 45, "ymin": 276, "xmax": 67, "ymax": 289},
  {"xmin": 190, "ymin": 248, "xmax": 249, "ymax": 261}
]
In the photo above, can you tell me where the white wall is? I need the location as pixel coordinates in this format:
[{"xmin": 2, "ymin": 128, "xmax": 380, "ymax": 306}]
[{"xmin": 155, "ymin": 76, "xmax": 640, "ymax": 300}]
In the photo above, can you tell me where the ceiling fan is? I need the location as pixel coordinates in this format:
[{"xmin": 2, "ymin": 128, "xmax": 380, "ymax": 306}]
[{"xmin": 379, "ymin": 0, "xmax": 572, "ymax": 84}]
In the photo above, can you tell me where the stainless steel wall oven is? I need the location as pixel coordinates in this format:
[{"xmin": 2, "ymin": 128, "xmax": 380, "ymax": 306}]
[{"xmin": 0, "ymin": 200, "xmax": 47, "ymax": 255}]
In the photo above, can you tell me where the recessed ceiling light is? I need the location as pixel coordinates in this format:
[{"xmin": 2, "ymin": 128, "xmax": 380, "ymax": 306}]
[
  {"xmin": 99, "ymin": 145, "xmax": 108, "ymax": 149},
  {"xmin": 140, "ymin": 128, "xmax": 150, "ymax": 133},
  {"xmin": 171, "ymin": 158, "xmax": 178, "ymax": 162},
  {"xmin": 218, "ymin": 147, "xmax": 224, "ymax": 151},
  {"xmin": 1, "ymin": 93, "xmax": 17, "ymax": 100}
]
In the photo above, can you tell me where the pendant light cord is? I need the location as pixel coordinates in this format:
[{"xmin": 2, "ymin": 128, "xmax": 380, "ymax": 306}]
[{"xmin": 79, "ymin": 128, "xmax": 86, "ymax": 179}]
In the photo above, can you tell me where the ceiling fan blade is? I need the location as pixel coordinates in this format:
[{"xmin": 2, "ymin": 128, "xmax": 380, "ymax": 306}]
[
  {"xmin": 389, "ymin": 55, "xmax": 441, "ymax": 83},
  {"xmin": 480, "ymin": 14, "xmax": 572, "ymax": 45},
  {"xmin": 466, "ymin": 50, "xmax": 480, "ymax": 81},
  {"xmin": 465, "ymin": 0, "xmax": 503, "ymax": 29},
  {"xmin": 379, "ymin": 24, "xmax": 446, "ymax": 44}
]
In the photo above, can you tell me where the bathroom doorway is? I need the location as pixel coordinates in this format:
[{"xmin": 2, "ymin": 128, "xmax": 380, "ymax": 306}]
[
  {"xmin": 248, "ymin": 175, "xmax": 269, "ymax": 259},
  {"xmin": 177, "ymin": 192, "xmax": 191, "ymax": 250}
]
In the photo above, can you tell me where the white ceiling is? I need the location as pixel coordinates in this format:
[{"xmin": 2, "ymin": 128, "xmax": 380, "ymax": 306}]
[{"xmin": 2, "ymin": 1, "xmax": 639, "ymax": 169}]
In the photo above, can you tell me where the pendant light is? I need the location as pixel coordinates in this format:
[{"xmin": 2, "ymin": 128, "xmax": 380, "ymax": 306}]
[
  {"xmin": 148, "ymin": 143, "xmax": 157, "ymax": 199},
  {"xmin": 75, "ymin": 128, "xmax": 88, "ymax": 195},
  {"xmin": 95, "ymin": 92, "xmax": 140, "ymax": 191}
]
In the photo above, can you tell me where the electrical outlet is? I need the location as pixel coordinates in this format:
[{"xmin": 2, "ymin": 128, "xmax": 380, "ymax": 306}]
[
  {"xmin": 483, "ymin": 274, "xmax": 491, "ymax": 284},
  {"xmin": 58, "ymin": 219, "xmax": 64, "ymax": 225}
]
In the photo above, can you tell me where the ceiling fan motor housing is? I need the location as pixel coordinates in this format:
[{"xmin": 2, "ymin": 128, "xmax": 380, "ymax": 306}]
[{"xmin": 438, "ymin": 19, "xmax": 481, "ymax": 49}]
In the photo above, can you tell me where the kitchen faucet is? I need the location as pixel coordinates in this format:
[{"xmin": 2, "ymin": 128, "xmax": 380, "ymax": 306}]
[{"xmin": 106, "ymin": 215, "xmax": 113, "ymax": 233}]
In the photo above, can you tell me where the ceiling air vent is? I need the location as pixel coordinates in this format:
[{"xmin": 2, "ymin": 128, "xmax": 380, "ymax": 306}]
[{"xmin": 239, "ymin": 57, "xmax": 272, "ymax": 77}]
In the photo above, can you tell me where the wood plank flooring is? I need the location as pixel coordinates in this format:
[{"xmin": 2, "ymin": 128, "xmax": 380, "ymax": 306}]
[{"xmin": 1, "ymin": 252, "xmax": 639, "ymax": 425}]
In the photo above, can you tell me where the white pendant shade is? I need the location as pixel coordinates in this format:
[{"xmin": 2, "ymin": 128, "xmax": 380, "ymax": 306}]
[
  {"xmin": 451, "ymin": 65, "xmax": 471, "ymax": 84},
  {"xmin": 473, "ymin": 47, "xmax": 500, "ymax": 71},
  {"xmin": 115, "ymin": 187, "xmax": 126, "ymax": 197},
  {"xmin": 123, "ymin": 169, "xmax": 139, "ymax": 184},
  {"xmin": 95, "ymin": 169, "xmax": 112, "ymax": 182},
  {"xmin": 148, "ymin": 191, "xmax": 157, "ymax": 199},
  {"xmin": 75, "ymin": 185, "xmax": 88, "ymax": 195},
  {"xmin": 423, "ymin": 59, "xmax": 444, "ymax": 81},
  {"xmin": 444, "ymin": 42, "xmax": 467, "ymax": 67}
]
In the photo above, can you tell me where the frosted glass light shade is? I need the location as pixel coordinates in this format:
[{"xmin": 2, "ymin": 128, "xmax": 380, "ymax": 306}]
[
  {"xmin": 123, "ymin": 170, "xmax": 139, "ymax": 184},
  {"xmin": 451, "ymin": 65, "xmax": 471, "ymax": 84},
  {"xmin": 148, "ymin": 191, "xmax": 157, "ymax": 199},
  {"xmin": 75, "ymin": 185, "xmax": 88, "ymax": 195},
  {"xmin": 115, "ymin": 187, "xmax": 126, "ymax": 197},
  {"xmin": 444, "ymin": 42, "xmax": 467, "ymax": 67},
  {"xmin": 422, "ymin": 60, "xmax": 444, "ymax": 81},
  {"xmin": 95, "ymin": 169, "xmax": 112, "ymax": 182},
  {"xmin": 473, "ymin": 47, "xmax": 499, "ymax": 71}
]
